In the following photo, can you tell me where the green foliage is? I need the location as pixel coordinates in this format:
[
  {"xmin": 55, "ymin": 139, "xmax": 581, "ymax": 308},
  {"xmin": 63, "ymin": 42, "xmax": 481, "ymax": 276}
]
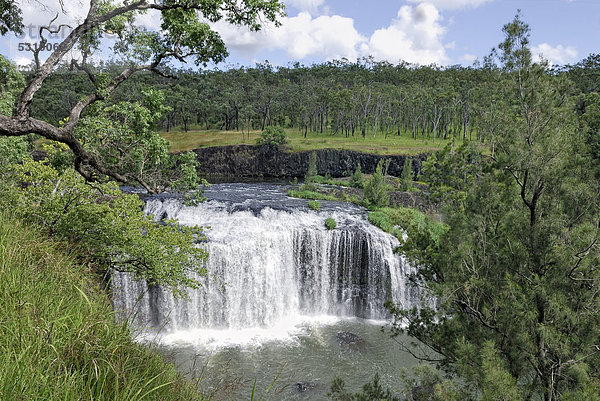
[
  {"xmin": 363, "ymin": 159, "xmax": 391, "ymax": 208},
  {"xmin": 297, "ymin": 173, "xmax": 350, "ymax": 187},
  {"xmin": 329, "ymin": 365, "xmax": 468, "ymax": 401},
  {"xmin": 328, "ymin": 374, "xmax": 400, "ymax": 401},
  {"xmin": 349, "ymin": 163, "xmax": 364, "ymax": 188},
  {"xmin": 368, "ymin": 210, "xmax": 396, "ymax": 234},
  {"xmin": 478, "ymin": 342, "xmax": 522, "ymax": 401},
  {"xmin": 388, "ymin": 14, "xmax": 600, "ymax": 400},
  {"xmin": 0, "ymin": 149, "xmax": 207, "ymax": 296},
  {"xmin": 325, "ymin": 217, "xmax": 336, "ymax": 230},
  {"xmin": 76, "ymin": 89, "xmax": 203, "ymax": 195},
  {"xmin": 0, "ymin": 54, "xmax": 24, "ymax": 111},
  {"xmin": 308, "ymin": 200, "xmax": 321, "ymax": 211},
  {"xmin": 400, "ymin": 157, "xmax": 413, "ymax": 191},
  {"xmin": 0, "ymin": 0, "xmax": 22, "ymax": 35},
  {"xmin": 566, "ymin": 53, "xmax": 600, "ymax": 94},
  {"xmin": 0, "ymin": 212, "xmax": 204, "ymax": 400},
  {"xmin": 369, "ymin": 207, "xmax": 448, "ymax": 254},
  {"xmin": 0, "ymin": 136, "xmax": 29, "ymax": 164},
  {"xmin": 581, "ymin": 92, "xmax": 600, "ymax": 176},
  {"xmin": 398, "ymin": 364, "xmax": 469, "ymax": 401},
  {"xmin": 256, "ymin": 126, "xmax": 288, "ymax": 147},
  {"xmin": 303, "ymin": 151, "xmax": 319, "ymax": 191},
  {"xmin": 287, "ymin": 189, "xmax": 338, "ymax": 201},
  {"xmin": 421, "ymin": 141, "xmax": 481, "ymax": 206},
  {"xmin": 0, "ymin": 55, "xmax": 29, "ymax": 163}
]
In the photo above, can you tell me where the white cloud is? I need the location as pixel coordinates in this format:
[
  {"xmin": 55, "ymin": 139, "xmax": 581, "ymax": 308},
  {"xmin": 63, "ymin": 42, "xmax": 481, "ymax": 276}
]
[
  {"xmin": 407, "ymin": 0, "xmax": 494, "ymax": 10},
  {"xmin": 214, "ymin": 3, "xmax": 452, "ymax": 65},
  {"xmin": 15, "ymin": 0, "xmax": 88, "ymax": 40},
  {"xmin": 13, "ymin": 55, "xmax": 34, "ymax": 67},
  {"xmin": 284, "ymin": 0, "xmax": 325, "ymax": 14},
  {"xmin": 135, "ymin": 9, "xmax": 163, "ymax": 32},
  {"xmin": 364, "ymin": 3, "xmax": 449, "ymax": 65},
  {"xmin": 213, "ymin": 12, "xmax": 366, "ymax": 61},
  {"xmin": 275, "ymin": 13, "xmax": 366, "ymax": 60},
  {"xmin": 531, "ymin": 43, "xmax": 578, "ymax": 65},
  {"xmin": 460, "ymin": 53, "xmax": 477, "ymax": 64},
  {"xmin": 1, "ymin": 1, "xmax": 452, "ymax": 67}
]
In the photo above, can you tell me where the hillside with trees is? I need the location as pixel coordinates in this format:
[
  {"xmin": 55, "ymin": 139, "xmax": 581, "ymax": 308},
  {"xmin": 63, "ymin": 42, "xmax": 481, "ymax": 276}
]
[{"xmin": 19, "ymin": 51, "xmax": 600, "ymax": 156}]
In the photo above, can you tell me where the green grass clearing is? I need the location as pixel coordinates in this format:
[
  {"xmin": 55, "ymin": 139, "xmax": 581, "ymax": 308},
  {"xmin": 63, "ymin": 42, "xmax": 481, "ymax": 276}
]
[{"xmin": 162, "ymin": 126, "xmax": 475, "ymax": 155}]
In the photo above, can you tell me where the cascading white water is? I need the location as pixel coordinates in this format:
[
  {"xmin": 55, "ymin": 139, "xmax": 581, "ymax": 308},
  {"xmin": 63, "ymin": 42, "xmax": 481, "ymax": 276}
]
[{"xmin": 111, "ymin": 184, "xmax": 420, "ymax": 334}]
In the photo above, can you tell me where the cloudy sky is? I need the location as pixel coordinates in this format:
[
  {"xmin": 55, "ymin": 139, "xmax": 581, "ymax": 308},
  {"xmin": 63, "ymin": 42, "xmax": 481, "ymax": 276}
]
[{"xmin": 1, "ymin": 0, "xmax": 598, "ymax": 68}]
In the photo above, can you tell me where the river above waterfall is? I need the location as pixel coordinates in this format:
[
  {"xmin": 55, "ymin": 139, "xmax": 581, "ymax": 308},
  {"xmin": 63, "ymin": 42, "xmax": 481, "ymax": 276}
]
[{"xmin": 112, "ymin": 183, "xmax": 423, "ymax": 399}]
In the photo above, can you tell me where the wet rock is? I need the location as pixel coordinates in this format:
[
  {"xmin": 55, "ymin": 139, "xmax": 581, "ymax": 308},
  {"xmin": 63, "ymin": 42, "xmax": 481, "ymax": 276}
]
[
  {"xmin": 296, "ymin": 382, "xmax": 315, "ymax": 393},
  {"xmin": 336, "ymin": 331, "xmax": 366, "ymax": 350}
]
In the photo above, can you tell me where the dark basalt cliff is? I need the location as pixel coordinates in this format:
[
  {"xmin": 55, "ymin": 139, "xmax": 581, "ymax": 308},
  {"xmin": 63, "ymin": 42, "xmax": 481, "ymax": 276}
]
[{"xmin": 193, "ymin": 145, "xmax": 428, "ymax": 178}]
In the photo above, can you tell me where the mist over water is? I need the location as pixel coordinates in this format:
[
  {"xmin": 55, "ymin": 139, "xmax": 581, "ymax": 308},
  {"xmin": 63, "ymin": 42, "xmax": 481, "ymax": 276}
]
[{"xmin": 111, "ymin": 183, "xmax": 423, "ymax": 399}]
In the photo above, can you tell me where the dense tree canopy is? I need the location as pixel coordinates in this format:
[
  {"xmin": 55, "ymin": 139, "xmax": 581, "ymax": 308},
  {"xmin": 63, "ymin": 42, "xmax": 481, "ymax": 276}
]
[
  {"xmin": 17, "ymin": 52, "xmax": 598, "ymax": 159},
  {"xmin": 388, "ymin": 14, "xmax": 600, "ymax": 401}
]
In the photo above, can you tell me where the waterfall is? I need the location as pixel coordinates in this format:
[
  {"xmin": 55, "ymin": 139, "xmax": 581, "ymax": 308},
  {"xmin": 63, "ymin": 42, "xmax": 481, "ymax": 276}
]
[{"xmin": 112, "ymin": 185, "xmax": 420, "ymax": 333}]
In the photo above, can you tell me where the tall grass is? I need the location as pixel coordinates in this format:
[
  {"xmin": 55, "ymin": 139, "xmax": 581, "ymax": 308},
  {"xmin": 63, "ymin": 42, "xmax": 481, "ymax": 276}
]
[{"xmin": 0, "ymin": 212, "xmax": 204, "ymax": 401}]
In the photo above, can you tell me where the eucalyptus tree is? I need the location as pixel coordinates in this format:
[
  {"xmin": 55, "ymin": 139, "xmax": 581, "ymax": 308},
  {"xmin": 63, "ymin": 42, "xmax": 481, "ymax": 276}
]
[
  {"xmin": 243, "ymin": 62, "xmax": 280, "ymax": 130},
  {"xmin": 29, "ymin": 64, "xmax": 95, "ymax": 125},
  {"xmin": 353, "ymin": 82, "xmax": 373, "ymax": 138},
  {"xmin": 329, "ymin": 84, "xmax": 353, "ymax": 136},
  {"xmin": 0, "ymin": 0, "xmax": 284, "ymax": 192},
  {"xmin": 223, "ymin": 67, "xmax": 252, "ymax": 131}
]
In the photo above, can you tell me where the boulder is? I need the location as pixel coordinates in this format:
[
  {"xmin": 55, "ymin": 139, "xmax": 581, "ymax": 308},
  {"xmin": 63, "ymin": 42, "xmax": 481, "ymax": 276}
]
[
  {"xmin": 336, "ymin": 331, "xmax": 366, "ymax": 350},
  {"xmin": 296, "ymin": 382, "xmax": 315, "ymax": 393}
]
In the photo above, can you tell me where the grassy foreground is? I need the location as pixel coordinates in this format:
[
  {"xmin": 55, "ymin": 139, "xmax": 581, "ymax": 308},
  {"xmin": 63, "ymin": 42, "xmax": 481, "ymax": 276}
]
[
  {"xmin": 0, "ymin": 212, "xmax": 203, "ymax": 401},
  {"xmin": 162, "ymin": 126, "xmax": 463, "ymax": 155}
]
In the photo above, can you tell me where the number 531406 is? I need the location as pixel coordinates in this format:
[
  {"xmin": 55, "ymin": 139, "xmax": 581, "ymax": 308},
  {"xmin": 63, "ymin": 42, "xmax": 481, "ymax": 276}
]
[{"xmin": 18, "ymin": 42, "xmax": 60, "ymax": 52}]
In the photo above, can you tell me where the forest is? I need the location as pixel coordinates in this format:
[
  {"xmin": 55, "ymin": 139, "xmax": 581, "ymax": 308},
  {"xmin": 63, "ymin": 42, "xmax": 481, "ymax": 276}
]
[{"xmin": 25, "ymin": 52, "xmax": 600, "ymax": 148}]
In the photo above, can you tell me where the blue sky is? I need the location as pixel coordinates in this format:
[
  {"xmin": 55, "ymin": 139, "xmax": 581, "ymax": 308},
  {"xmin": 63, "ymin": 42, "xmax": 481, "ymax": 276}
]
[
  {"xmin": 1, "ymin": 0, "xmax": 598, "ymax": 68},
  {"xmin": 216, "ymin": 0, "xmax": 599, "ymax": 67}
]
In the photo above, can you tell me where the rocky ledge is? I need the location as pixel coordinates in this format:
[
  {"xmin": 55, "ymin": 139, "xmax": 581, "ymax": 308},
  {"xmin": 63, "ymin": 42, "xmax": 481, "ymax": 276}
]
[{"xmin": 192, "ymin": 145, "xmax": 428, "ymax": 179}]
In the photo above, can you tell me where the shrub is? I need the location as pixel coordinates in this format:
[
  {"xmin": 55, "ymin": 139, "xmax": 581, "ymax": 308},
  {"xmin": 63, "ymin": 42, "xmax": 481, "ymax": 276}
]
[
  {"xmin": 325, "ymin": 217, "xmax": 337, "ymax": 230},
  {"xmin": 363, "ymin": 159, "xmax": 392, "ymax": 208},
  {"xmin": 287, "ymin": 189, "xmax": 338, "ymax": 201},
  {"xmin": 368, "ymin": 210, "xmax": 394, "ymax": 233},
  {"xmin": 400, "ymin": 157, "xmax": 413, "ymax": 191},
  {"xmin": 0, "ymin": 155, "xmax": 207, "ymax": 296},
  {"xmin": 308, "ymin": 200, "xmax": 321, "ymax": 211},
  {"xmin": 256, "ymin": 126, "xmax": 288, "ymax": 147},
  {"xmin": 349, "ymin": 163, "xmax": 364, "ymax": 188}
]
